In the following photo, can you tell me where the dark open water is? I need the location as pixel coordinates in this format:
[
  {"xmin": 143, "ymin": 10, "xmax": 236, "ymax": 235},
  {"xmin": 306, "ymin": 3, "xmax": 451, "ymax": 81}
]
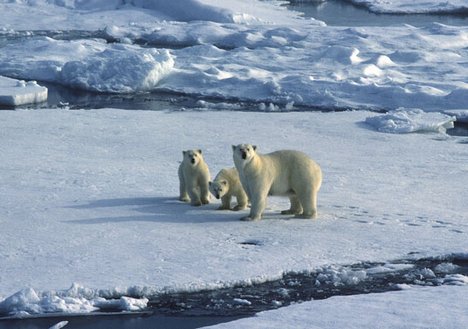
[{"xmin": 1, "ymin": 255, "xmax": 467, "ymax": 328}]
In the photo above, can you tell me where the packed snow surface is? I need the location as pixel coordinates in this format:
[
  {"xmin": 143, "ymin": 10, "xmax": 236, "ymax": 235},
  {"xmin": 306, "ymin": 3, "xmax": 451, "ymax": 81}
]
[
  {"xmin": 0, "ymin": 76, "xmax": 47, "ymax": 106},
  {"xmin": 0, "ymin": 108, "xmax": 467, "ymax": 317}
]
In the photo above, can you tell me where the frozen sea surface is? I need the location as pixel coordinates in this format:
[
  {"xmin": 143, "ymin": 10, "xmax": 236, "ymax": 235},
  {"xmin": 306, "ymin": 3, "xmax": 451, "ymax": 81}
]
[
  {"xmin": 1, "ymin": 1, "xmax": 468, "ymax": 111},
  {"xmin": 0, "ymin": 108, "xmax": 467, "ymax": 323},
  {"xmin": 0, "ymin": 0, "xmax": 467, "ymax": 328}
]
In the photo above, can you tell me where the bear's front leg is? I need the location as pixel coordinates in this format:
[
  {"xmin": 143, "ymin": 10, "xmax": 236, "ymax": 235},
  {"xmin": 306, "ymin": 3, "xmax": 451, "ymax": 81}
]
[
  {"xmin": 178, "ymin": 170, "xmax": 190, "ymax": 202},
  {"xmin": 179, "ymin": 185, "xmax": 190, "ymax": 203},
  {"xmin": 218, "ymin": 195, "xmax": 232, "ymax": 210},
  {"xmin": 240, "ymin": 191, "xmax": 266, "ymax": 221},
  {"xmin": 187, "ymin": 182, "xmax": 202, "ymax": 207},
  {"xmin": 179, "ymin": 178, "xmax": 190, "ymax": 202}
]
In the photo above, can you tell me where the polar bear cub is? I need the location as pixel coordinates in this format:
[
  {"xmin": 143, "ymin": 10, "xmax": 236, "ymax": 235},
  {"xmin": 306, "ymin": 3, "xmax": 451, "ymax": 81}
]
[
  {"xmin": 209, "ymin": 167, "xmax": 248, "ymax": 211},
  {"xmin": 232, "ymin": 144, "xmax": 322, "ymax": 221},
  {"xmin": 178, "ymin": 149, "xmax": 211, "ymax": 206}
]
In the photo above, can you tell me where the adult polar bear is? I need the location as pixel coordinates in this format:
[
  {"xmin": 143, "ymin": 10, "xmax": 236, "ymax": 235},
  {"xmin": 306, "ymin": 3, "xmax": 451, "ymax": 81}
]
[{"xmin": 232, "ymin": 144, "xmax": 322, "ymax": 221}]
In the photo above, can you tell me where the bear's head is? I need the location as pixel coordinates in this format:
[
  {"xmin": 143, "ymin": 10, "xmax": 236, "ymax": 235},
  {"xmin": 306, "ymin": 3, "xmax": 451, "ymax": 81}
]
[
  {"xmin": 232, "ymin": 144, "xmax": 257, "ymax": 163},
  {"xmin": 183, "ymin": 149, "xmax": 203, "ymax": 166},
  {"xmin": 209, "ymin": 179, "xmax": 229, "ymax": 199}
]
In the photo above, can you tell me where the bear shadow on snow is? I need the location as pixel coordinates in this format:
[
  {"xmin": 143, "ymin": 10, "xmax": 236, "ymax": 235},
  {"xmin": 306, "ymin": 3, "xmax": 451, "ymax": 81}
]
[
  {"xmin": 66, "ymin": 196, "xmax": 243, "ymax": 224},
  {"xmin": 68, "ymin": 197, "xmax": 164, "ymax": 209}
]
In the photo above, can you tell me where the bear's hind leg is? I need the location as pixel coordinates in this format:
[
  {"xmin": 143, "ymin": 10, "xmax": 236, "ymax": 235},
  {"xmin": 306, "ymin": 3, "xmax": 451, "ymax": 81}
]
[
  {"xmin": 295, "ymin": 190, "xmax": 318, "ymax": 219},
  {"xmin": 281, "ymin": 195, "xmax": 303, "ymax": 215},
  {"xmin": 199, "ymin": 180, "xmax": 210, "ymax": 205}
]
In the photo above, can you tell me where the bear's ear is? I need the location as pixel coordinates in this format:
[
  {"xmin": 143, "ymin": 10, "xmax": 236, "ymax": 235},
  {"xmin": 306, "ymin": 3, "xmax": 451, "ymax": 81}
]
[
  {"xmin": 253, "ymin": 145, "xmax": 257, "ymax": 151},
  {"xmin": 182, "ymin": 150, "xmax": 187, "ymax": 156},
  {"xmin": 232, "ymin": 145, "xmax": 237, "ymax": 151},
  {"xmin": 221, "ymin": 180, "xmax": 228, "ymax": 186},
  {"xmin": 197, "ymin": 149, "xmax": 202, "ymax": 154}
]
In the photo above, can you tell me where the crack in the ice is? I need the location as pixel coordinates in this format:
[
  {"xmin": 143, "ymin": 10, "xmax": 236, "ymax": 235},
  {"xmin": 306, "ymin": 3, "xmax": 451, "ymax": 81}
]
[{"xmin": 146, "ymin": 254, "xmax": 468, "ymax": 317}]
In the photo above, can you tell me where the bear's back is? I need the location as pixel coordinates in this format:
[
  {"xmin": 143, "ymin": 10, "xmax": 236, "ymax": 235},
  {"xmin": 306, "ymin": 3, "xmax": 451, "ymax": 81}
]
[{"xmin": 219, "ymin": 167, "xmax": 241, "ymax": 185}]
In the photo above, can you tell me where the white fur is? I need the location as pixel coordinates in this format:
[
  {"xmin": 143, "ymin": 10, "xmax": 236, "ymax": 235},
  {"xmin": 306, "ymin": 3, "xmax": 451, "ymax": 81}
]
[
  {"xmin": 178, "ymin": 149, "xmax": 211, "ymax": 206},
  {"xmin": 232, "ymin": 144, "xmax": 322, "ymax": 221},
  {"xmin": 209, "ymin": 167, "xmax": 248, "ymax": 211}
]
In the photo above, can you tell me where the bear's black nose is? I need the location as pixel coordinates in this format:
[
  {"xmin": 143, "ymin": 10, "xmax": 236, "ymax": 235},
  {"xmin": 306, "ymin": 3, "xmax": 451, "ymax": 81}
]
[
  {"xmin": 191, "ymin": 159, "xmax": 195, "ymax": 164},
  {"xmin": 216, "ymin": 194, "xmax": 220, "ymax": 199},
  {"xmin": 241, "ymin": 152, "xmax": 247, "ymax": 159}
]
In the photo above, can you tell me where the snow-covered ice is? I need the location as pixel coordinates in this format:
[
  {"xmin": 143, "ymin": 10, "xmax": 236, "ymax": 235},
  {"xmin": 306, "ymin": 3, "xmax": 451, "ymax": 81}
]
[
  {"xmin": 0, "ymin": 76, "xmax": 47, "ymax": 106},
  {"xmin": 444, "ymin": 109, "xmax": 468, "ymax": 123},
  {"xmin": 0, "ymin": 108, "xmax": 466, "ymax": 317},
  {"xmin": 203, "ymin": 285, "xmax": 468, "ymax": 329},
  {"xmin": 0, "ymin": 0, "xmax": 467, "ymax": 325},
  {"xmin": 48, "ymin": 321, "xmax": 68, "ymax": 329},
  {"xmin": 349, "ymin": 0, "xmax": 468, "ymax": 14},
  {"xmin": 0, "ymin": 1, "xmax": 467, "ymax": 110},
  {"xmin": 0, "ymin": 0, "xmax": 305, "ymax": 30},
  {"xmin": 0, "ymin": 39, "xmax": 174, "ymax": 93}
]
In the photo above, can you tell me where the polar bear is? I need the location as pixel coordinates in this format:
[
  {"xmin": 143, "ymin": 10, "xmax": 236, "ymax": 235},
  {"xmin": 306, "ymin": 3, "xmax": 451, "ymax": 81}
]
[
  {"xmin": 209, "ymin": 167, "xmax": 248, "ymax": 211},
  {"xmin": 178, "ymin": 149, "xmax": 211, "ymax": 206},
  {"xmin": 232, "ymin": 144, "xmax": 322, "ymax": 221}
]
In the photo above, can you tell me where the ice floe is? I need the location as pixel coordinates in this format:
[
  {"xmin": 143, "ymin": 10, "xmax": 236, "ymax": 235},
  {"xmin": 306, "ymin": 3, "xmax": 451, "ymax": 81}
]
[
  {"xmin": 0, "ymin": 38, "xmax": 174, "ymax": 93},
  {"xmin": 444, "ymin": 109, "xmax": 468, "ymax": 123},
  {"xmin": 365, "ymin": 109, "xmax": 456, "ymax": 133},
  {"xmin": 0, "ymin": 76, "xmax": 47, "ymax": 106},
  {"xmin": 0, "ymin": 284, "xmax": 149, "ymax": 317},
  {"xmin": 1, "ymin": 23, "xmax": 466, "ymax": 110},
  {"xmin": 206, "ymin": 285, "xmax": 468, "ymax": 329},
  {"xmin": 48, "ymin": 321, "xmax": 69, "ymax": 329},
  {"xmin": 349, "ymin": 0, "xmax": 468, "ymax": 14},
  {"xmin": 0, "ymin": 108, "xmax": 466, "ymax": 318}
]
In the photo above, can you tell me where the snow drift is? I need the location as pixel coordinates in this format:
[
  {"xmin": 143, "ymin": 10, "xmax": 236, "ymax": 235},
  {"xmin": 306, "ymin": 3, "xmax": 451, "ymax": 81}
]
[
  {"xmin": 0, "ymin": 38, "xmax": 174, "ymax": 93},
  {"xmin": 365, "ymin": 109, "xmax": 456, "ymax": 134}
]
